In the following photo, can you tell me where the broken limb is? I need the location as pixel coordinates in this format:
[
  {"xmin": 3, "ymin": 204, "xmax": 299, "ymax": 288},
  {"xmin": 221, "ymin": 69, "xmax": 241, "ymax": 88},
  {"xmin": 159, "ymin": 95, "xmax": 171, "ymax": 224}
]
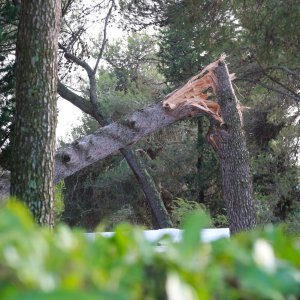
[
  {"xmin": 213, "ymin": 60, "xmax": 256, "ymax": 234},
  {"xmin": 161, "ymin": 55, "xmax": 256, "ymax": 233},
  {"xmin": 55, "ymin": 57, "xmax": 231, "ymax": 183},
  {"xmin": 55, "ymin": 101, "xmax": 197, "ymax": 183},
  {"xmin": 162, "ymin": 56, "xmax": 235, "ymax": 126}
]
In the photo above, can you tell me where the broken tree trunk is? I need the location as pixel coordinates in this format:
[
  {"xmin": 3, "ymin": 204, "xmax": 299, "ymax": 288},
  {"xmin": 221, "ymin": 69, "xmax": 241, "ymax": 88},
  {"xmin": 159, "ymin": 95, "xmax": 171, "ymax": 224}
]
[
  {"xmin": 162, "ymin": 56, "xmax": 256, "ymax": 234},
  {"xmin": 55, "ymin": 102, "xmax": 195, "ymax": 183},
  {"xmin": 4, "ymin": 57, "xmax": 256, "ymax": 233},
  {"xmin": 56, "ymin": 57, "xmax": 229, "ymax": 184},
  {"xmin": 213, "ymin": 61, "xmax": 256, "ymax": 234}
]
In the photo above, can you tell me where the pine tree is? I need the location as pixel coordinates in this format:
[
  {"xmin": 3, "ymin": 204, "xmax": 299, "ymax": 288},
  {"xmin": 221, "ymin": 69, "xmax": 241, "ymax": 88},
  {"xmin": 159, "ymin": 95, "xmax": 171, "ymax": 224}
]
[{"xmin": 10, "ymin": 0, "xmax": 61, "ymax": 227}]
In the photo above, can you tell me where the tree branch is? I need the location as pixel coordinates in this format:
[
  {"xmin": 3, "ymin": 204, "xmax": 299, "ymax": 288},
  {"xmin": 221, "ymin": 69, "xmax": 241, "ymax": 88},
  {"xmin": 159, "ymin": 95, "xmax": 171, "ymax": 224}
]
[
  {"xmin": 269, "ymin": 66, "xmax": 300, "ymax": 79},
  {"xmin": 58, "ymin": 42, "xmax": 94, "ymax": 75},
  {"xmin": 93, "ymin": 0, "xmax": 115, "ymax": 74},
  {"xmin": 54, "ymin": 102, "xmax": 201, "ymax": 183},
  {"xmin": 238, "ymin": 78, "xmax": 300, "ymax": 103},
  {"xmin": 263, "ymin": 72, "xmax": 300, "ymax": 101},
  {"xmin": 252, "ymin": 59, "xmax": 300, "ymax": 103},
  {"xmin": 58, "ymin": 41, "xmax": 100, "ymax": 106},
  {"xmin": 61, "ymin": 0, "xmax": 74, "ymax": 17},
  {"xmin": 57, "ymin": 81, "xmax": 106, "ymax": 124}
]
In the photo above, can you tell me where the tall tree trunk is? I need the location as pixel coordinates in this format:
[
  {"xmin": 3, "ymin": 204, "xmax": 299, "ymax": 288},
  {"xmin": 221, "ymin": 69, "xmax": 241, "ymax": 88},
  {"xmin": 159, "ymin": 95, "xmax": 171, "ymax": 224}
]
[
  {"xmin": 212, "ymin": 61, "xmax": 256, "ymax": 234},
  {"xmin": 10, "ymin": 0, "xmax": 61, "ymax": 227}
]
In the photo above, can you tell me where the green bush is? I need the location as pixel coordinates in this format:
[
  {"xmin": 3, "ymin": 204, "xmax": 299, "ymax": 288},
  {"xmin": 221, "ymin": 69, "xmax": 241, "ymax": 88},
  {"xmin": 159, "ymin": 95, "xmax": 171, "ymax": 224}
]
[
  {"xmin": 54, "ymin": 181, "xmax": 65, "ymax": 223},
  {"xmin": 171, "ymin": 197, "xmax": 228, "ymax": 228},
  {"xmin": 0, "ymin": 201, "xmax": 300, "ymax": 299},
  {"xmin": 171, "ymin": 197, "xmax": 209, "ymax": 227}
]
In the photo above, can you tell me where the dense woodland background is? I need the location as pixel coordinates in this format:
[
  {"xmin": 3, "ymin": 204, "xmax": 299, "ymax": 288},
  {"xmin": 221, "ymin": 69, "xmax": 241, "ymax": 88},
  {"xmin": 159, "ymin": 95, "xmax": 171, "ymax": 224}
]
[{"xmin": 0, "ymin": 0, "xmax": 299, "ymax": 231}]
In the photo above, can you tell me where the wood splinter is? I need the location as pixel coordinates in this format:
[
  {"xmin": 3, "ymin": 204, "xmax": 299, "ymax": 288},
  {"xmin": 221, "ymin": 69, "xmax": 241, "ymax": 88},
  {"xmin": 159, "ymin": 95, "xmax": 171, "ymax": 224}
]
[{"xmin": 163, "ymin": 55, "xmax": 236, "ymax": 126}]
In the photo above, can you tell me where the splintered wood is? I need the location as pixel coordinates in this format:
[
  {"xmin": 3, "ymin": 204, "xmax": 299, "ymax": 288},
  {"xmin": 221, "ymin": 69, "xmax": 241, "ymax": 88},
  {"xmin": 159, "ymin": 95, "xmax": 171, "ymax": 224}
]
[{"xmin": 163, "ymin": 55, "xmax": 235, "ymax": 125}]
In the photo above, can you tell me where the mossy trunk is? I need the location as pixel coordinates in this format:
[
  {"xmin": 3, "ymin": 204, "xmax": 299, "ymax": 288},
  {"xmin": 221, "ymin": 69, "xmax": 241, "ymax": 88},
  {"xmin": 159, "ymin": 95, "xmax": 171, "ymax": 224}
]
[
  {"xmin": 10, "ymin": 0, "xmax": 61, "ymax": 227},
  {"xmin": 214, "ymin": 61, "xmax": 256, "ymax": 234}
]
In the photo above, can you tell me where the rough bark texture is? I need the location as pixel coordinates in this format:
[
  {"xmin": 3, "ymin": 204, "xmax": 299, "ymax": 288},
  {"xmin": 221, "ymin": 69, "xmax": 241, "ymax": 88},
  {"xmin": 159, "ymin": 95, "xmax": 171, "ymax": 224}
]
[
  {"xmin": 10, "ymin": 0, "xmax": 61, "ymax": 227},
  {"xmin": 0, "ymin": 170, "xmax": 10, "ymax": 203},
  {"xmin": 213, "ymin": 61, "xmax": 256, "ymax": 234},
  {"xmin": 55, "ymin": 102, "xmax": 196, "ymax": 183}
]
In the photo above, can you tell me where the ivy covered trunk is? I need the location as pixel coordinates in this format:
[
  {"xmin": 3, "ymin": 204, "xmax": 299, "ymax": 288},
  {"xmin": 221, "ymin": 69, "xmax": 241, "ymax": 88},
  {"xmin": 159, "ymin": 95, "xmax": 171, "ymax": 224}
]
[
  {"xmin": 11, "ymin": 0, "xmax": 61, "ymax": 227},
  {"xmin": 214, "ymin": 61, "xmax": 257, "ymax": 234}
]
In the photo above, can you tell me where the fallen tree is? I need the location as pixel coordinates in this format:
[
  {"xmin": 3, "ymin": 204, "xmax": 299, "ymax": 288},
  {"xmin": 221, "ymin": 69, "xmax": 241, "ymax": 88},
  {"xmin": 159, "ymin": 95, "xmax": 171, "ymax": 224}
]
[
  {"xmin": 1, "ymin": 65, "xmax": 218, "ymax": 202},
  {"xmin": 55, "ymin": 57, "xmax": 227, "ymax": 183},
  {"xmin": 3, "ymin": 56, "xmax": 257, "ymax": 233},
  {"xmin": 54, "ymin": 100, "xmax": 201, "ymax": 183}
]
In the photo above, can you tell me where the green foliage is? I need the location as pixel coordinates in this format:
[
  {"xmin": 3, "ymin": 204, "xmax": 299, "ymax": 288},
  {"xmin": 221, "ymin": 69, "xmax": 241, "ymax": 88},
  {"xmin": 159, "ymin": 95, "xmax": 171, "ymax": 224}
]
[
  {"xmin": 95, "ymin": 67, "xmax": 155, "ymax": 120},
  {"xmin": 104, "ymin": 204, "xmax": 137, "ymax": 231},
  {"xmin": 232, "ymin": 0, "xmax": 300, "ymax": 64},
  {"xmin": 0, "ymin": 1, "xmax": 18, "ymax": 168},
  {"xmin": 1, "ymin": 201, "xmax": 300, "ymax": 299},
  {"xmin": 61, "ymin": 154, "xmax": 153, "ymax": 230},
  {"xmin": 171, "ymin": 197, "xmax": 228, "ymax": 228},
  {"xmin": 158, "ymin": 0, "xmax": 235, "ymax": 86},
  {"xmin": 171, "ymin": 197, "xmax": 209, "ymax": 227},
  {"xmin": 104, "ymin": 33, "xmax": 162, "ymax": 94},
  {"xmin": 54, "ymin": 181, "xmax": 65, "ymax": 223},
  {"xmin": 154, "ymin": 0, "xmax": 300, "ymax": 227}
]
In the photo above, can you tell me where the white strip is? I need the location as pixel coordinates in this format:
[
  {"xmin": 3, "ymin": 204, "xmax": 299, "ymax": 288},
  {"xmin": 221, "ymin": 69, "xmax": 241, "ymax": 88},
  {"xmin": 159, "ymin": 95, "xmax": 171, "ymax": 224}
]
[{"xmin": 85, "ymin": 228, "xmax": 230, "ymax": 243}]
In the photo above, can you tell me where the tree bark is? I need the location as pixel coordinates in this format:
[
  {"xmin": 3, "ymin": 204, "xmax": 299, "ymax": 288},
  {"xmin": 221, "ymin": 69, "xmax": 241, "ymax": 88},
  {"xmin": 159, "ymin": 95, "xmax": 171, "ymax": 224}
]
[
  {"xmin": 10, "ymin": 0, "xmax": 61, "ymax": 227},
  {"xmin": 211, "ymin": 61, "xmax": 257, "ymax": 234},
  {"xmin": 55, "ymin": 102, "xmax": 197, "ymax": 183}
]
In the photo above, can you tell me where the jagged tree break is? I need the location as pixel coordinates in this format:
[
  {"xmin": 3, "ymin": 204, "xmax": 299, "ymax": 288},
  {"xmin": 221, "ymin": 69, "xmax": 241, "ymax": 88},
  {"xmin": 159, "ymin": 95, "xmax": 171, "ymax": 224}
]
[
  {"xmin": 163, "ymin": 56, "xmax": 229, "ymax": 124},
  {"xmin": 164, "ymin": 56, "xmax": 256, "ymax": 233}
]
